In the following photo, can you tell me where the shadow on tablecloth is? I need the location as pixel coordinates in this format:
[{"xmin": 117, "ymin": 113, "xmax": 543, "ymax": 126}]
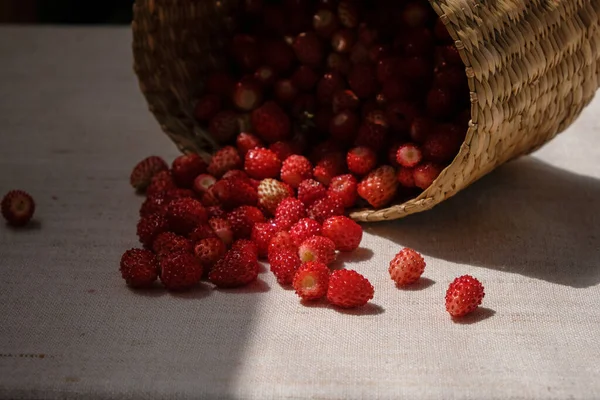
[{"xmin": 365, "ymin": 157, "xmax": 600, "ymax": 288}]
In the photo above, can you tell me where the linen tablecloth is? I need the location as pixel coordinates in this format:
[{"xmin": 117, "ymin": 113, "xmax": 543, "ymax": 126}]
[{"xmin": 0, "ymin": 26, "xmax": 599, "ymax": 399}]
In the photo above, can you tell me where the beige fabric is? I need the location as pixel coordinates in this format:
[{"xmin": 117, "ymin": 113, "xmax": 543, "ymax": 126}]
[{"xmin": 0, "ymin": 27, "xmax": 599, "ymax": 400}]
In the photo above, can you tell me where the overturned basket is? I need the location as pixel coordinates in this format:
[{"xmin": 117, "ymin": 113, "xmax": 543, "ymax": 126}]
[{"xmin": 132, "ymin": 0, "xmax": 600, "ymax": 222}]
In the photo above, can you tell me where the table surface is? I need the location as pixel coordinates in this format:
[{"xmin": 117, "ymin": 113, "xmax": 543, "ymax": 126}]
[{"xmin": 0, "ymin": 26, "xmax": 599, "ymax": 400}]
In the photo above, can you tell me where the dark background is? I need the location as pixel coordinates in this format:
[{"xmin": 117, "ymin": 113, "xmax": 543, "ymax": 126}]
[{"xmin": 1, "ymin": 0, "xmax": 133, "ymax": 24}]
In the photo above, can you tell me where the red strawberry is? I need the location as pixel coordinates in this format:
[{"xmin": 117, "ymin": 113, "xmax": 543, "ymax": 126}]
[
  {"xmin": 194, "ymin": 237, "xmax": 227, "ymax": 270},
  {"xmin": 445, "ymin": 275, "xmax": 485, "ymax": 317},
  {"xmin": 232, "ymin": 79, "xmax": 264, "ymax": 111},
  {"xmin": 346, "ymin": 146, "xmax": 377, "ymax": 176},
  {"xmin": 316, "ymin": 72, "xmax": 346, "ymax": 105},
  {"xmin": 280, "ymin": 155, "xmax": 313, "ymax": 188},
  {"xmin": 146, "ymin": 170, "xmax": 176, "ymax": 197},
  {"xmin": 293, "ymin": 31, "xmax": 324, "ymax": 66},
  {"xmin": 413, "ymin": 162, "xmax": 443, "ymax": 190},
  {"xmin": 262, "ymin": 39, "xmax": 295, "ymax": 73},
  {"xmin": 350, "ymin": 42, "xmax": 370, "ymax": 64},
  {"xmin": 410, "ymin": 117, "xmax": 434, "ymax": 143},
  {"xmin": 269, "ymin": 141, "xmax": 296, "ymax": 162},
  {"xmin": 396, "ymin": 143, "xmax": 423, "ymax": 168},
  {"xmin": 152, "ymin": 232, "xmax": 194, "ymax": 258},
  {"xmin": 268, "ymin": 231, "xmax": 297, "ymax": 257},
  {"xmin": 289, "ymin": 218, "xmax": 322, "ymax": 247},
  {"xmin": 396, "ymin": 167, "xmax": 416, "ymax": 187},
  {"xmin": 329, "ymin": 110, "xmax": 359, "ymax": 143},
  {"xmin": 171, "ymin": 154, "xmax": 207, "ymax": 188},
  {"xmin": 1, "ymin": 190, "xmax": 35, "ymax": 227},
  {"xmin": 251, "ymin": 101, "xmax": 291, "ymax": 143},
  {"xmin": 206, "ymin": 71, "xmax": 235, "ymax": 97},
  {"xmin": 357, "ymin": 166, "xmax": 399, "ymax": 208},
  {"xmin": 230, "ymin": 34, "xmax": 261, "ymax": 71},
  {"xmin": 402, "ymin": 1, "xmax": 433, "ymax": 28},
  {"xmin": 426, "ymin": 87, "xmax": 457, "ymax": 119},
  {"xmin": 130, "ymin": 156, "xmax": 168, "ymax": 192},
  {"xmin": 327, "ymin": 269, "xmax": 374, "ymax": 308},
  {"xmin": 376, "ymin": 57, "xmax": 401, "ymax": 83},
  {"xmin": 209, "ymin": 217, "xmax": 234, "ymax": 246},
  {"xmin": 209, "ymin": 110, "xmax": 240, "ymax": 144},
  {"xmin": 211, "ymin": 177, "xmax": 258, "ymax": 210},
  {"xmin": 206, "ymin": 206, "xmax": 226, "ymax": 220},
  {"xmin": 254, "ymin": 65, "xmax": 277, "ymax": 87},
  {"xmin": 322, "ymin": 215, "xmax": 362, "ymax": 252},
  {"xmin": 270, "ymin": 248, "xmax": 302, "ymax": 285},
  {"xmin": 137, "ymin": 213, "xmax": 169, "ymax": 249},
  {"xmin": 313, "ymin": 9, "xmax": 339, "ymax": 38},
  {"xmin": 313, "ymin": 152, "xmax": 346, "ymax": 186},
  {"xmin": 298, "ymin": 235, "xmax": 337, "ymax": 265},
  {"xmin": 227, "ymin": 205, "xmax": 266, "ymax": 239},
  {"xmin": 308, "ymin": 194, "xmax": 345, "ymax": 223},
  {"xmin": 332, "ymin": 90, "xmax": 359, "ymax": 113},
  {"xmin": 274, "ymin": 79, "xmax": 299, "ymax": 104},
  {"xmin": 189, "ymin": 223, "xmax": 218, "ymax": 242},
  {"xmin": 328, "ymin": 174, "xmax": 358, "ymax": 208},
  {"xmin": 120, "ymin": 248, "xmax": 158, "ymax": 288},
  {"xmin": 231, "ymin": 239, "xmax": 259, "ymax": 260},
  {"xmin": 250, "ymin": 222, "xmax": 280, "ymax": 258},
  {"xmin": 166, "ymin": 198, "xmax": 208, "ymax": 235},
  {"xmin": 274, "ymin": 197, "xmax": 307, "ymax": 230},
  {"xmin": 348, "ymin": 64, "xmax": 377, "ymax": 98},
  {"xmin": 194, "ymin": 94, "xmax": 222, "ymax": 121},
  {"xmin": 326, "ymin": 53, "xmax": 351, "ymax": 75},
  {"xmin": 244, "ymin": 148, "xmax": 282, "ymax": 180},
  {"xmin": 389, "ymin": 247, "xmax": 426, "ymax": 286},
  {"xmin": 297, "ymin": 179, "xmax": 327, "ymax": 206},
  {"xmin": 337, "ymin": 1, "xmax": 358, "ymax": 28},
  {"xmin": 331, "ymin": 29, "xmax": 356, "ymax": 53},
  {"xmin": 207, "ymin": 146, "xmax": 243, "ymax": 178},
  {"xmin": 209, "ymin": 247, "xmax": 259, "ymax": 288},
  {"xmin": 192, "ymin": 174, "xmax": 217, "ymax": 196},
  {"xmin": 257, "ymin": 178, "xmax": 293, "ymax": 215},
  {"xmin": 160, "ymin": 251, "xmax": 203, "ymax": 291},
  {"xmin": 354, "ymin": 123, "xmax": 387, "ymax": 152},
  {"xmin": 386, "ymin": 102, "xmax": 419, "ymax": 135},
  {"xmin": 422, "ymin": 124, "xmax": 464, "ymax": 163},
  {"xmin": 139, "ymin": 189, "xmax": 193, "ymax": 218},
  {"xmin": 293, "ymin": 261, "xmax": 330, "ymax": 301}
]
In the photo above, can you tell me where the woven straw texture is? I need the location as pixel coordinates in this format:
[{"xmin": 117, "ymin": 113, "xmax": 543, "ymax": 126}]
[{"xmin": 132, "ymin": 0, "xmax": 600, "ymax": 222}]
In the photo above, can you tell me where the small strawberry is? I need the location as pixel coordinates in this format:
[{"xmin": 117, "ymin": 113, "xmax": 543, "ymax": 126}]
[
  {"xmin": 152, "ymin": 232, "xmax": 194, "ymax": 258},
  {"xmin": 262, "ymin": 39, "xmax": 295, "ymax": 73},
  {"xmin": 410, "ymin": 117, "xmax": 434, "ymax": 143},
  {"xmin": 293, "ymin": 261, "xmax": 330, "ymax": 301},
  {"xmin": 386, "ymin": 102, "xmax": 419, "ymax": 135},
  {"xmin": 209, "ymin": 217, "xmax": 234, "ymax": 246},
  {"xmin": 332, "ymin": 90, "xmax": 359, "ymax": 114},
  {"xmin": 171, "ymin": 154, "xmax": 208, "ymax": 188},
  {"xmin": 326, "ymin": 53, "xmax": 352, "ymax": 75},
  {"xmin": 426, "ymin": 87, "xmax": 457, "ymax": 120},
  {"xmin": 269, "ymin": 141, "xmax": 296, "ymax": 162},
  {"xmin": 329, "ymin": 110, "xmax": 359, "ymax": 143},
  {"xmin": 257, "ymin": 178, "xmax": 294, "ymax": 215},
  {"xmin": 251, "ymin": 101, "xmax": 292, "ymax": 143},
  {"xmin": 298, "ymin": 235, "xmax": 337, "ymax": 265},
  {"xmin": 274, "ymin": 197, "xmax": 307, "ymax": 230},
  {"xmin": 192, "ymin": 174, "xmax": 217, "ymax": 196},
  {"xmin": 297, "ymin": 179, "xmax": 327, "ymax": 207},
  {"xmin": 244, "ymin": 148, "xmax": 282, "ymax": 180},
  {"xmin": 331, "ymin": 28, "xmax": 356, "ymax": 53},
  {"xmin": 292, "ymin": 65, "xmax": 320, "ymax": 91},
  {"xmin": 422, "ymin": 124, "xmax": 464, "ymax": 163},
  {"xmin": 209, "ymin": 247, "xmax": 259, "ymax": 288},
  {"xmin": 231, "ymin": 239, "xmax": 259, "ymax": 260},
  {"xmin": 346, "ymin": 146, "xmax": 377, "ymax": 176},
  {"xmin": 211, "ymin": 177, "xmax": 258, "ymax": 210},
  {"xmin": 251, "ymin": 222, "xmax": 280, "ymax": 258},
  {"xmin": 350, "ymin": 42, "xmax": 370, "ymax": 64},
  {"xmin": 195, "ymin": 237, "xmax": 227, "ymax": 270},
  {"xmin": 270, "ymin": 248, "xmax": 302, "ymax": 285},
  {"xmin": 445, "ymin": 275, "xmax": 485, "ymax": 317},
  {"xmin": 308, "ymin": 194, "xmax": 345, "ymax": 223},
  {"xmin": 396, "ymin": 167, "xmax": 416, "ymax": 188},
  {"xmin": 396, "ymin": 143, "xmax": 423, "ymax": 168},
  {"xmin": 357, "ymin": 166, "xmax": 399, "ymax": 208},
  {"xmin": 413, "ymin": 162, "xmax": 443, "ymax": 190},
  {"xmin": 206, "ymin": 206, "xmax": 226, "ymax": 220},
  {"xmin": 289, "ymin": 218, "xmax": 322, "ymax": 247},
  {"xmin": 209, "ymin": 110, "xmax": 240, "ymax": 144},
  {"xmin": 337, "ymin": 1, "xmax": 358, "ymax": 28},
  {"xmin": 389, "ymin": 247, "xmax": 426, "ymax": 286},
  {"xmin": 230, "ymin": 34, "xmax": 261, "ymax": 71},
  {"xmin": 313, "ymin": 152, "xmax": 346, "ymax": 186},
  {"xmin": 280, "ymin": 155, "xmax": 313, "ymax": 188},
  {"xmin": 293, "ymin": 31, "xmax": 325, "ymax": 67},
  {"xmin": 165, "ymin": 197, "xmax": 208, "ymax": 236},
  {"xmin": 313, "ymin": 9, "xmax": 339, "ymax": 38},
  {"xmin": 137, "ymin": 213, "xmax": 170, "ymax": 249},
  {"xmin": 207, "ymin": 146, "xmax": 243, "ymax": 178},
  {"xmin": 254, "ymin": 65, "xmax": 277, "ymax": 87},
  {"xmin": 232, "ymin": 79, "xmax": 264, "ymax": 111},
  {"xmin": 160, "ymin": 251, "xmax": 203, "ymax": 291},
  {"xmin": 327, "ymin": 269, "xmax": 374, "ymax": 308},
  {"xmin": 316, "ymin": 72, "xmax": 346, "ymax": 105},
  {"xmin": 139, "ymin": 189, "xmax": 193, "ymax": 218},
  {"xmin": 194, "ymin": 94, "xmax": 222, "ymax": 121},
  {"xmin": 274, "ymin": 79, "xmax": 299, "ymax": 104},
  {"xmin": 120, "ymin": 248, "xmax": 158, "ymax": 288},
  {"xmin": 348, "ymin": 64, "xmax": 377, "ymax": 98},
  {"xmin": 268, "ymin": 231, "xmax": 297, "ymax": 257},
  {"xmin": 354, "ymin": 123, "xmax": 387, "ymax": 152},
  {"xmin": 376, "ymin": 57, "xmax": 401, "ymax": 83},
  {"xmin": 130, "ymin": 156, "xmax": 169, "ymax": 192},
  {"xmin": 402, "ymin": 1, "xmax": 433, "ymax": 28},
  {"xmin": 189, "ymin": 223, "xmax": 218, "ymax": 242},
  {"xmin": 322, "ymin": 215, "xmax": 362, "ymax": 252},
  {"xmin": 227, "ymin": 205, "xmax": 266, "ymax": 239},
  {"xmin": 1, "ymin": 190, "xmax": 35, "ymax": 227},
  {"xmin": 146, "ymin": 170, "xmax": 176, "ymax": 197},
  {"xmin": 328, "ymin": 174, "xmax": 357, "ymax": 208}
]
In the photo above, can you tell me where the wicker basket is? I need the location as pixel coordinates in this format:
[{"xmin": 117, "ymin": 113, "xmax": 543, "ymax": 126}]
[{"xmin": 131, "ymin": 0, "xmax": 600, "ymax": 222}]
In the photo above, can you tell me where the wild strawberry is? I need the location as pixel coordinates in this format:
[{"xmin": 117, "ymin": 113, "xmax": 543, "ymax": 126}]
[
  {"xmin": 189, "ymin": 223, "xmax": 218, "ymax": 242},
  {"xmin": 386, "ymin": 102, "xmax": 419, "ymax": 135},
  {"xmin": 369, "ymin": 44, "xmax": 392, "ymax": 62},
  {"xmin": 297, "ymin": 179, "xmax": 327, "ymax": 206},
  {"xmin": 326, "ymin": 53, "xmax": 352, "ymax": 75},
  {"xmin": 269, "ymin": 141, "xmax": 296, "ymax": 162},
  {"xmin": 308, "ymin": 194, "xmax": 345, "ymax": 223},
  {"xmin": 194, "ymin": 94, "xmax": 222, "ymax": 121},
  {"xmin": 381, "ymin": 78, "xmax": 414, "ymax": 102},
  {"xmin": 254, "ymin": 65, "xmax": 277, "ymax": 87},
  {"xmin": 207, "ymin": 146, "xmax": 243, "ymax": 178},
  {"xmin": 152, "ymin": 232, "xmax": 194, "ymax": 258},
  {"xmin": 354, "ymin": 124, "xmax": 387, "ymax": 152},
  {"xmin": 171, "ymin": 154, "xmax": 207, "ymax": 188},
  {"xmin": 262, "ymin": 39, "xmax": 295, "ymax": 73},
  {"xmin": 139, "ymin": 191, "xmax": 170, "ymax": 217},
  {"xmin": 293, "ymin": 261, "xmax": 330, "ymax": 301},
  {"xmin": 329, "ymin": 110, "xmax": 359, "ymax": 143},
  {"xmin": 289, "ymin": 218, "xmax": 322, "ymax": 247},
  {"xmin": 137, "ymin": 213, "xmax": 169, "ymax": 249},
  {"xmin": 195, "ymin": 237, "xmax": 227, "ymax": 270},
  {"xmin": 120, "ymin": 248, "xmax": 158, "ymax": 288},
  {"xmin": 225, "ymin": 206, "xmax": 265, "ymax": 241},
  {"xmin": 413, "ymin": 162, "xmax": 443, "ymax": 190},
  {"xmin": 316, "ymin": 72, "xmax": 346, "ymax": 105},
  {"xmin": 274, "ymin": 79, "xmax": 299, "ymax": 104},
  {"xmin": 328, "ymin": 174, "xmax": 357, "ymax": 208},
  {"xmin": 410, "ymin": 117, "xmax": 434, "ymax": 143},
  {"xmin": 350, "ymin": 42, "xmax": 370, "ymax": 64},
  {"xmin": 257, "ymin": 178, "xmax": 293, "ymax": 215},
  {"xmin": 313, "ymin": 9, "xmax": 339, "ymax": 38},
  {"xmin": 422, "ymin": 125, "xmax": 464, "ymax": 163},
  {"xmin": 206, "ymin": 206, "xmax": 226, "ymax": 220},
  {"xmin": 222, "ymin": 169, "xmax": 250, "ymax": 181},
  {"xmin": 209, "ymin": 247, "xmax": 259, "ymax": 288},
  {"xmin": 327, "ymin": 269, "xmax": 374, "ymax": 308},
  {"xmin": 251, "ymin": 222, "xmax": 280, "ymax": 258},
  {"xmin": 396, "ymin": 143, "xmax": 423, "ymax": 168},
  {"xmin": 280, "ymin": 155, "xmax": 313, "ymax": 188},
  {"xmin": 331, "ymin": 29, "xmax": 356, "ymax": 53},
  {"xmin": 298, "ymin": 235, "xmax": 336, "ymax": 265},
  {"xmin": 1, "ymin": 190, "xmax": 35, "ymax": 227},
  {"xmin": 396, "ymin": 167, "xmax": 416, "ymax": 187},
  {"xmin": 160, "ymin": 251, "xmax": 203, "ymax": 291},
  {"xmin": 232, "ymin": 79, "xmax": 264, "ymax": 112},
  {"xmin": 209, "ymin": 110, "xmax": 240, "ymax": 144},
  {"xmin": 268, "ymin": 231, "xmax": 297, "ymax": 257},
  {"xmin": 426, "ymin": 87, "xmax": 457, "ymax": 119},
  {"xmin": 337, "ymin": 1, "xmax": 358, "ymax": 28},
  {"xmin": 251, "ymin": 101, "xmax": 291, "ymax": 143},
  {"xmin": 209, "ymin": 217, "xmax": 234, "ymax": 246},
  {"xmin": 293, "ymin": 32, "xmax": 324, "ymax": 67},
  {"xmin": 376, "ymin": 57, "xmax": 401, "ymax": 83},
  {"xmin": 211, "ymin": 177, "xmax": 258, "ymax": 210},
  {"xmin": 445, "ymin": 275, "xmax": 485, "ymax": 317},
  {"xmin": 201, "ymin": 187, "xmax": 221, "ymax": 207},
  {"xmin": 230, "ymin": 34, "xmax": 261, "ymax": 71},
  {"xmin": 322, "ymin": 216, "xmax": 362, "ymax": 252},
  {"xmin": 146, "ymin": 170, "xmax": 176, "ymax": 197},
  {"xmin": 274, "ymin": 197, "xmax": 307, "ymax": 230},
  {"xmin": 314, "ymin": 152, "xmax": 346, "ymax": 186},
  {"xmin": 270, "ymin": 248, "xmax": 302, "ymax": 285},
  {"xmin": 206, "ymin": 71, "xmax": 235, "ymax": 97},
  {"xmin": 402, "ymin": 1, "xmax": 433, "ymax": 28},
  {"xmin": 332, "ymin": 90, "xmax": 359, "ymax": 114},
  {"xmin": 130, "ymin": 156, "xmax": 168, "ymax": 192},
  {"xmin": 348, "ymin": 64, "xmax": 377, "ymax": 99},
  {"xmin": 357, "ymin": 166, "xmax": 399, "ymax": 208},
  {"xmin": 165, "ymin": 198, "xmax": 208, "ymax": 235},
  {"xmin": 192, "ymin": 174, "xmax": 217, "ymax": 196},
  {"xmin": 389, "ymin": 248, "xmax": 426, "ymax": 286},
  {"xmin": 346, "ymin": 146, "xmax": 377, "ymax": 176},
  {"xmin": 244, "ymin": 148, "xmax": 282, "ymax": 180},
  {"xmin": 231, "ymin": 239, "xmax": 259, "ymax": 260}
]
